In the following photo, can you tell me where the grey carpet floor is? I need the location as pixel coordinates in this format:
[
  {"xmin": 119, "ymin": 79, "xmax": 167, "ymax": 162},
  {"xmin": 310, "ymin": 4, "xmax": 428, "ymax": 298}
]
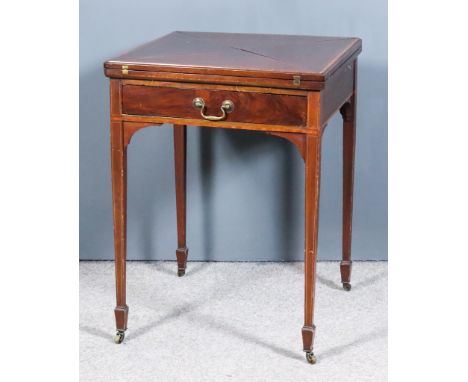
[{"xmin": 80, "ymin": 261, "xmax": 387, "ymax": 382}]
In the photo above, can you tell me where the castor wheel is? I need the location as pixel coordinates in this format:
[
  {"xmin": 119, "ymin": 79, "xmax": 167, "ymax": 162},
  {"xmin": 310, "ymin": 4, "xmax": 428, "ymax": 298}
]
[
  {"xmin": 114, "ymin": 330, "xmax": 125, "ymax": 344},
  {"xmin": 343, "ymin": 282, "xmax": 351, "ymax": 291},
  {"xmin": 177, "ymin": 269, "xmax": 185, "ymax": 277},
  {"xmin": 305, "ymin": 352, "xmax": 317, "ymax": 364}
]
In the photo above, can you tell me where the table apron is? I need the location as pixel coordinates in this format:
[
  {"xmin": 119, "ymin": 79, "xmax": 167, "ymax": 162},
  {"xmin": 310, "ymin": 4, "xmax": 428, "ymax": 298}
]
[{"xmin": 111, "ymin": 114, "xmax": 320, "ymax": 135}]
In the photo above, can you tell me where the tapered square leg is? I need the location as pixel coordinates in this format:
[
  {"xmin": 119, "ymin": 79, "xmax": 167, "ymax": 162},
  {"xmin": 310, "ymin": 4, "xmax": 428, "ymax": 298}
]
[
  {"xmin": 340, "ymin": 90, "xmax": 357, "ymax": 292},
  {"xmin": 111, "ymin": 120, "xmax": 129, "ymax": 343},
  {"xmin": 302, "ymin": 134, "xmax": 322, "ymax": 364},
  {"xmin": 174, "ymin": 125, "xmax": 189, "ymax": 276}
]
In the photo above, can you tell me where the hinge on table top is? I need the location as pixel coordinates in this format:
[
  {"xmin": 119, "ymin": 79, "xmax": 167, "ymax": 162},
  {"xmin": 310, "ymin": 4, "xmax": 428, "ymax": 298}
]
[
  {"xmin": 293, "ymin": 75, "xmax": 301, "ymax": 86},
  {"xmin": 122, "ymin": 65, "xmax": 128, "ymax": 75}
]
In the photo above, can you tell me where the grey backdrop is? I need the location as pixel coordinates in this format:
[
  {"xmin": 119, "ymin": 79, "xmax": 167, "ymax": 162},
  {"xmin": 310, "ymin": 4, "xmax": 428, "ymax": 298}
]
[{"xmin": 80, "ymin": 0, "xmax": 387, "ymax": 261}]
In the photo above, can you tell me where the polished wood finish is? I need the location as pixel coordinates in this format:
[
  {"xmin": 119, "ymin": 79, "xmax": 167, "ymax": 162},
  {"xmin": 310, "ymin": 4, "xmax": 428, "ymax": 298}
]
[
  {"xmin": 110, "ymin": 117, "xmax": 128, "ymax": 331},
  {"xmin": 105, "ymin": 31, "xmax": 361, "ymax": 90},
  {"xmin": 266, "ymin": 132, "xmax": 306, "ymax": 160},
  {"xmin": 105, "ymin": 68, "xmax": 328, "ymax": 90},
  {"xmin": 302, "ymin": 133, "xmax": 322, "ymax": 352},
  {"xmin": 123, "ymin": 121, "xmax": 162, "ymax": 147},
  {"xmin": 340, "ymin": 62, "xmax": 358, "ymax": 287},
  {"xmin": 320, "ymin": 60, "xmax": 355, "ymax": 126},
  {"xmin": 122, "ymin": 84, "xmax": 307, "ymax": 126},
  {"xmin": 104, "ymin": 32, "xmax": 361, "ymax": 361},
  {"xmin": 173, "ymin": 125, "xmax": 188, "ymax": 275}
]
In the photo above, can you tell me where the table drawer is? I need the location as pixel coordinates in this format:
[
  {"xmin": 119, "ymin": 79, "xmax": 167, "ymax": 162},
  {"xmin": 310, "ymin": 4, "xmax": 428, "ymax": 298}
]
[{"xmin": 121, "ymin": 84, "xmax": 307, "ymax": 127}]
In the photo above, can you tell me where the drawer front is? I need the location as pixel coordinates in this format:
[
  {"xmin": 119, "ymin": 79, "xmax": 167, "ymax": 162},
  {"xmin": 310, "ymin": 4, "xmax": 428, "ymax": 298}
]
[{"xmin": 121, "ymin": 85, "xmax": 307, "ymax": 127}]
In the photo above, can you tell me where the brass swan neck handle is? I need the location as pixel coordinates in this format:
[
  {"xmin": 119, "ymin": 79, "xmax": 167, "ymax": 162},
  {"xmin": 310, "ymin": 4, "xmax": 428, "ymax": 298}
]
[{"xmin": 192, "ymin": 97, "xmax": 234, "ymax": 121}]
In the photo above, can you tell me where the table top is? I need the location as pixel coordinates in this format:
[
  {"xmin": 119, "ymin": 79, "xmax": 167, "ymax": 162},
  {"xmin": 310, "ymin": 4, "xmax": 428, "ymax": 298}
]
[{"xmin": 105, "ymin": 31, "xmax": 361, "ymax": 82}]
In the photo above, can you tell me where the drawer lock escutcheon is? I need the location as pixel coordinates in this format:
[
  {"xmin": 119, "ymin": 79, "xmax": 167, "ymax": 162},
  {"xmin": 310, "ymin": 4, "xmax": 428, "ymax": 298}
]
[{"xmin": 192, "ymin": 97, "xmax": 234, "ymax": 121}]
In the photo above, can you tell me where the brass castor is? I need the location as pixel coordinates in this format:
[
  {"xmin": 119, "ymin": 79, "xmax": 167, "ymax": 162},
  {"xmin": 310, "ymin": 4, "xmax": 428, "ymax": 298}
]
[
  {"xmin": 305, "ymin": 352, "xmax": 317, "ymax": 364},
  {"xmin": 114, "ymin": 330, "xmax": 125, "ymax": 344},
  {"xmin": 178, "ymin": 269, "xmax": 185, "ymax": 277},
  {"xmin": 343, "ymin": 282, "xmax": 351, "ymax": 291}
]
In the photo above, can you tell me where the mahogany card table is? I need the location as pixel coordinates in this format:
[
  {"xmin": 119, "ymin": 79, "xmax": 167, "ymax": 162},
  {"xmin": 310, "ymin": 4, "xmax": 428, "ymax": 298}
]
[{"xmin": 104, "ymin": 31, "xmax": 362, "ymax": 364}]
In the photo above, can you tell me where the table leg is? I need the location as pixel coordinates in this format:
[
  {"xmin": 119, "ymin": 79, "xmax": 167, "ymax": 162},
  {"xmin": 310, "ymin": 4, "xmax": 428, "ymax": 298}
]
[
  {"xmin": 302, "ymin": 134, "xmax": 322, "ymax": 364},
  {"xmin": 340, "ymin": 94, "xmax": 356, "ymax": 291},
  {"xmin": 174, "ymin": 124, "xmax": 188, "ymax": 277},
  {"xmin": 111, "ymin": 120, "xmax": 128, "ymax": 344}
]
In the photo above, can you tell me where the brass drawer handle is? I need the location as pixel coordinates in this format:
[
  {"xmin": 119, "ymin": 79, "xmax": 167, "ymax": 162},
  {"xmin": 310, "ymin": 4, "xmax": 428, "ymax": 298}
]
[{"xmin": 192, "ymin": 97, "xmax": 234, "ymax": 121}]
